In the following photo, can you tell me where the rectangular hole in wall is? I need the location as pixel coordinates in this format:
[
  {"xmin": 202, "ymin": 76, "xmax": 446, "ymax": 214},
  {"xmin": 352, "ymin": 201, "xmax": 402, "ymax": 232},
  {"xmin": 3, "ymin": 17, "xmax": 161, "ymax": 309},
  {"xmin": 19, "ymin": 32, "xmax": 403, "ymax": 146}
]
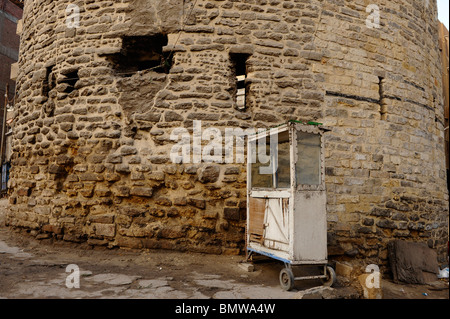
[
  {"xmin": 378, "ymin": 76, "xmax": 387, "ymax": 120},
  {"xmin": 107, "ymin": 35, "xmax": 172, "ymax": 77},
  {"xmin": 230, "ymin": 53, "xmax": 250, "ymax": 111}
]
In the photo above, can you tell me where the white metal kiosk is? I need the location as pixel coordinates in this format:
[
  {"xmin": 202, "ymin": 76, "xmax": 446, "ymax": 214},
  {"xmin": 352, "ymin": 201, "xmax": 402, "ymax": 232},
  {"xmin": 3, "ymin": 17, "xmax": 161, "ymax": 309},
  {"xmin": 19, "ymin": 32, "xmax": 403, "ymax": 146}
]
[{"xmin": 246, "ymin": 121, "xmax": 335, "ymax": 290}]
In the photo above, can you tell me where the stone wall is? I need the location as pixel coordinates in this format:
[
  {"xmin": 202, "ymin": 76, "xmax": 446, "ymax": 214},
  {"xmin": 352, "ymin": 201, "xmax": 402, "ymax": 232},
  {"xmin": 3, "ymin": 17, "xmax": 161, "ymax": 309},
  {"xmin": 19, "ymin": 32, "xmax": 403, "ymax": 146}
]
[{"xmin": 7, "ymin": 0, "xmax": 449, "ymax": 265}]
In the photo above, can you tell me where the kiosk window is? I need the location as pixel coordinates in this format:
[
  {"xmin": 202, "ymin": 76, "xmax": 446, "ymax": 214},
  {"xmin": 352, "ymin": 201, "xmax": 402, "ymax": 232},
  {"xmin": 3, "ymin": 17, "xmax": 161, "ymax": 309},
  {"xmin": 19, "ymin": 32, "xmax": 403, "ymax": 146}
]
[
  {"xmin": 296, "ymin": 132, "xmax": 321, "ymax": 186},
  {"xmin": 250, "ymin": 135, "xmax": 273, "ymax": 188},
  {"xmin": 250, "ymin": 131, "xmax": 290, "ymax": 189}
]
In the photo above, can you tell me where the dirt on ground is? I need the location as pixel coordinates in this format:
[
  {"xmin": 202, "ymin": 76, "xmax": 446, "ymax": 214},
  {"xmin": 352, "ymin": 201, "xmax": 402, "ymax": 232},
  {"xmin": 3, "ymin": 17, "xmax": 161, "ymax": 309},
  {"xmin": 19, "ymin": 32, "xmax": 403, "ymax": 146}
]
[
  {"xmin": 0, "ymin": 199, "xmax": 448, "ymax": 299},
  {"xmin": 0, "ymin": 225, "xmax": 297, "ymax": 299},
  {"xmin": 0, "ymin": 198, "xmax": 328, "ymax": 299}
]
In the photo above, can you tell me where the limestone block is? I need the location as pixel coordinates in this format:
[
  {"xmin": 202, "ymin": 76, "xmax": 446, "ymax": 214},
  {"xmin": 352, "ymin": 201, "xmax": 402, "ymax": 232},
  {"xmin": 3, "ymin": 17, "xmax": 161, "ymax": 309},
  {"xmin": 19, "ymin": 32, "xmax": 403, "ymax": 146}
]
[
  {"xmin": 335, "ymin": 261, "xmax": 354, "ymax": 278},
  {"xmin": 94, "ymin": 223, "xmax": 116, "ymax": 237}
]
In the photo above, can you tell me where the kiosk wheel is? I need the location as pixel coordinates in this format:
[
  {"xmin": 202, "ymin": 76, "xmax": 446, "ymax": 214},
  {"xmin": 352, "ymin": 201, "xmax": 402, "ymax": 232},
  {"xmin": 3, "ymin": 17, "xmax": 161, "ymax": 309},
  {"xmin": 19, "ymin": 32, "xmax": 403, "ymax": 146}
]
[
  {"xmin": 279, "ymin": 267, "xmax": 295, "ymax": 291},
  {"xmin": 321, "ymin": 266, "xmax": 336, "ymax": 287}
]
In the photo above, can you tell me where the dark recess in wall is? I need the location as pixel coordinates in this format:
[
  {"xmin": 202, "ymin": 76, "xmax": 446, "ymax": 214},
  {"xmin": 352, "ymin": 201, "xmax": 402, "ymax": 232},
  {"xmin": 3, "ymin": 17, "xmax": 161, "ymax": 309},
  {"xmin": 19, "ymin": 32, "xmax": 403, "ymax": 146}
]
[{"xmin": 106, "ymin": 35, "xmax": 173, "ymax": 76}]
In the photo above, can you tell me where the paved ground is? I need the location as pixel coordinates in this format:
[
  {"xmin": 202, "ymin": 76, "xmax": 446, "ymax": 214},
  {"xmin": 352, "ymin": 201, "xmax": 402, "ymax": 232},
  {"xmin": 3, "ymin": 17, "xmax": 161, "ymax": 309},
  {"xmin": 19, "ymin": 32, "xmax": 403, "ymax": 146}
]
[{"xmin": 0, "ymin": 199, "xmax": 448, "ymax": 300}]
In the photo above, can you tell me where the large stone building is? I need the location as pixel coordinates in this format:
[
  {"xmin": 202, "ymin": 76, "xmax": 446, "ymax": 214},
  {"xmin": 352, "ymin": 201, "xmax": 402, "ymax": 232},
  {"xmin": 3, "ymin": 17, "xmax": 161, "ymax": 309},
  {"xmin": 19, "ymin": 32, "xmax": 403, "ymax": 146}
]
[{"xmin": 6, "ymin": 0, "xmax": 449, "ymax": 267}]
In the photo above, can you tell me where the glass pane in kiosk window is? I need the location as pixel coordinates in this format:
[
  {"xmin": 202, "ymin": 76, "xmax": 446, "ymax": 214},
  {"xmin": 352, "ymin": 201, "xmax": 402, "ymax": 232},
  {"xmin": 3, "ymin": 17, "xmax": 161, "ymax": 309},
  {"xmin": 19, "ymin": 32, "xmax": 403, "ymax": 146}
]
[
  {"xmin": 250, "ymin": 131, "xmax": 291, "ymax": 189},
  {"xmin": 276, "ymin": 131, "xmax": 290, "ymax": 188},
  {"xmin": 250, "ymin": 136, "xmax": 273, "ymax": 188},
  {"xmin": 296, "ymin": 132, "xmax": 321, "ymax": 185}
]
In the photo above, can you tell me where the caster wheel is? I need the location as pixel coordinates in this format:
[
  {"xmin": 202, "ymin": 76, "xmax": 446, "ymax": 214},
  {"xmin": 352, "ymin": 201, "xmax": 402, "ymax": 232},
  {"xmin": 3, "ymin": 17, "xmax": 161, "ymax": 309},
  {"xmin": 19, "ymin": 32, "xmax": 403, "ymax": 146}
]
[
  {"xmin": 321, "ymin": 266, "xmax": 336, "ymax": 287},
  {"xmin": 279, "ymin": 267, "xmax": 295, "ymax": 291}
]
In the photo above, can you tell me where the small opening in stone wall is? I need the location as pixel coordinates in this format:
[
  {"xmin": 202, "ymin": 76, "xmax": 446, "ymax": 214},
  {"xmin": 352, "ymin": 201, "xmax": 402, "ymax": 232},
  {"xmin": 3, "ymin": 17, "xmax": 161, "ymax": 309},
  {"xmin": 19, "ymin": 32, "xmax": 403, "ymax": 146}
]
[
  {"xmin": 378, "ymin": 76, "xmax": 386, "ymax": 120},
  {"xmin": 230, "ymin": 53, "xmax": 250, "ymax": 111},
  {"xmin": 42, "ymin": 65, "xmax": 56, "ymax": 99},
  {"xmin": 60, "ymin": 70, "xmax": 79, "ymax": 94},
  {"xmin": 107, "ymin": 35, "xmax": 172, "ymax": 77}
]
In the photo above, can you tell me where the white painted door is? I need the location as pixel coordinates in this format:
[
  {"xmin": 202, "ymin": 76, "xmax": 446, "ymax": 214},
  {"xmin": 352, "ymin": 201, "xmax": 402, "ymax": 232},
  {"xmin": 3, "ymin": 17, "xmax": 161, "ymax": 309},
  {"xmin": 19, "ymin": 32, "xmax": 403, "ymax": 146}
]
[
  {"xmin": 293, "ymin": 192, "xmax": 327, "ymax": 261},
  {"xmin": 263, "ymin": 198, "xmax": 290, "ymax": 252}
]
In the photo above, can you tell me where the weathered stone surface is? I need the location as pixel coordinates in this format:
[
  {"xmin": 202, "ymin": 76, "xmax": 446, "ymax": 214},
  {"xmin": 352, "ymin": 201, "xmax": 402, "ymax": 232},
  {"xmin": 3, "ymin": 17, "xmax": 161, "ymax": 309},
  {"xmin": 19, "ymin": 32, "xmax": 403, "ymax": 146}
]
[
  {"xmin": 48, "ymin": 165, "xmax": 66, "ymax": 175},
  {"xmin": 155, "ymin": 197, "xmax": 172, "ymax": 206},
  {"xmin": 174, "ymin": 197, "xmax": 187, "ymax": 206},
  {"xmin": 187, "ymin": 198, "xmax": 206, "ymax": 209},
  {"xmin": 198, "ymin": 165, "xmax": 220, "ymax": 183},
  {"xmin": 130, "ymin": 187, "xmax": 153, "ymax": 197},
  {"xmin": 94, "ymin": 223, "xmax": 116, "ymax": 237},
  {"xmin": 113, "ymin": 186, "xmax": 131, "ymax": 197},
  {"xmin": 89, "ymin": 214, "xmax": 115, "ymax": 224},
  {"xmin": 42, "ymin": 224, "xmax": 62, "ymax": 235},
  {"xmin": 118, "ymin": 206, "xmax": 145, "ymax": 217},
  {"xmin": 224, "ymin": 207, "xmax": 240, "ymax": 221},
  {"xmin": 157, "ymin": 226, "xmax": 187, "ymax": 239},
  {"xmin": 120, "ymin": 146, "xmax": 137, "ymax": 156}
]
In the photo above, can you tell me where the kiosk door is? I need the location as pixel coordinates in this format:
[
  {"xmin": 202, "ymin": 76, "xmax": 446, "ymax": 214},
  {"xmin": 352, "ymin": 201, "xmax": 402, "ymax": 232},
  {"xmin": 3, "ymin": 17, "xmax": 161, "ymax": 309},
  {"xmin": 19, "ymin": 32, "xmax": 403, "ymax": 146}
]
[
  {"xmin": 292, "ymin": 127, "xmax": 327, "ymax": 262},
  {"xmin": 247, "ymin": 127, "xmax": 292, "ymax": 255}
]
